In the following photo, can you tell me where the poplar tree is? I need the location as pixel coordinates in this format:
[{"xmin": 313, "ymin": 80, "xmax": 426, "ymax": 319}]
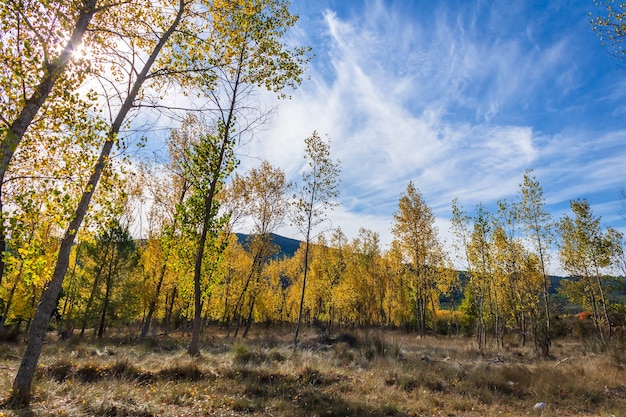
[
  {"xmin": 180, "ymin": 0, "xmax": 310, "ymax": 354},
  {"xmin": 322, "ymin": 228, "xmax": 348, "ymax": 328},
  {"xmin": 177, "ymin": 118, "xmax": 235, "ymax": 357},
  {"xmin": 516, "ymin": 169, "xmax": 553, "ymax": 357},
  {"xmin": 467, "ymin": 203, "xmax": 493, "ymax": 349},
  {"xmin": 345, "ymin": 228, "xmax": 385, "ymax": 326},
  {"xmin": 558, "ymin": 199, "xmax": 623, "ymax": 340},
  {"xmin": 391, "ymin": 182, "xmax": 444, "ymax": 335},
  {"xmin": 228, "ymin": 161, "xmax": 290, "ymax": 338},
  {"xmin": 293, "ymin": 131, "xmax": 341, "ymax": 346}
]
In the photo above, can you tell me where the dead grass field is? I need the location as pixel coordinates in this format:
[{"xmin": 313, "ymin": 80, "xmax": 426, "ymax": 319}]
[{"xmin": 0, "ymin": 326, "xmax": 624, "ymax": 416}]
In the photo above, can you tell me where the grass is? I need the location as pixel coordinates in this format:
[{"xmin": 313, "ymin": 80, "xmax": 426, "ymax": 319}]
[{"xmin": 0, "ymin": 326, "xmax": 624, "ymax": 416}]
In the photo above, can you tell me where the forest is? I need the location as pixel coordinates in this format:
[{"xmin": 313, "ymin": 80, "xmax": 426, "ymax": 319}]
[{"xmin": 1, "ymin": 0, "xmax": 626, "ymax": 414}]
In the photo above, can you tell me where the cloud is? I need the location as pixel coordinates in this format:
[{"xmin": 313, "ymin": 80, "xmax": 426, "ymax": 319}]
[{"xmin": 240, "ymin": 0, "xmax": 626, "ymax": 260}]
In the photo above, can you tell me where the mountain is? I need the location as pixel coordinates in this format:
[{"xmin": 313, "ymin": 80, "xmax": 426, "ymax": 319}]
[{"xmin": 235, "ymin": 233, "xmax": 302, "ymax": 259}]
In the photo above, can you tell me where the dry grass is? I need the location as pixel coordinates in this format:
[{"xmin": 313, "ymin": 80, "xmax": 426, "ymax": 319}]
[{"xmin": 0, "ymin": 327, "xmax": 624, "ymax": 416}]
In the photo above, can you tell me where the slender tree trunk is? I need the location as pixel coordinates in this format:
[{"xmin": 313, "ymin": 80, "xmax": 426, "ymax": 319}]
[
  {"xmin": 97, "ymin": 271, "xmax": 113, "ymax": 339},
  {"xmin": 80, "ymin": 248, "xmax": 109, "ymax": 336},
  {"xmin": 140, "ymin": 186, "xmax": 186, "ymax": 340},
  {"xmin": 593, "ymin": 262, "xmax": 612, "ymax": 339},
  {"xmin": 233, "ymin": 314, "xmax": 243, "ymax": 338},
  {"xmin": 9, "ymin": 2, "xmax": 185, "ymax": 404},
  {"xmin": 228, "ymin": 249, "xmax": 263, "ymax": 337},
  {"xmin": 97, "ymin": 255, "xmax": 118, "ymax": 339},
  {"xmin": 519, "ymin": 311, "xmax": 526, "ymax": 346},
  {"xmin": 232, "ymin": 239, "xmax": 271, "ymax": 339},
  {"xmin": 188, "ymin": 216, "xmax": 209, "ymax": 356},
  {"xmin": 165, "ymin": 285, "xmax": 177, "ymax": 332},
  {"xmin": 535, "ymin": 233, "xmax": 552, "ymax": 357},
  {"xmin": 81, "ymin": 248, "xmax": 113, "ymax": 334},
  {"xmin": 294, "ymin": 237, "xmax": 311, "ymax": 346},
  {"xmin": 540, "ymin": 273, "xmax": 551, "ymax": 356},
  {"xmin": 589, "ymin": 290, "xmax": 603, "ymax": 340},
  {"xmin": 140, "ymin": 261, "xmax": 168, "ymax": 340},
  {"xmin": 221, "ymin": 276, "xmax": 231, "ymax": 325},
  {"xmin": 242, "ymin": 297, "xmax": 255, "ymax": 338},
  {"xmin": 474, "ymin": 287, "xmax": 485, "ymax": 351},
  {"xmin": 0, "ymin": 265, "xmax": 22, "ymax": 326}
]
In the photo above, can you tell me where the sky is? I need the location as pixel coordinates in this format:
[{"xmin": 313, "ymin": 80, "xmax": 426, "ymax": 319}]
[{"xmin": 228, "ymin": 0, "xmax": 626, "ymax": 274}]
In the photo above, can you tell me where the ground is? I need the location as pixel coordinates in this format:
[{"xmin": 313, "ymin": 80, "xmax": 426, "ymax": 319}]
[{"xmin": 0, "ymin": 326, "xmax": 624, "ymax": 416}]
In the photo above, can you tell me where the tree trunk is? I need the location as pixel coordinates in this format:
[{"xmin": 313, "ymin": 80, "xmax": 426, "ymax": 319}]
[
  {"xmin": 140, "ymin": 262, "xmax": 168, "ymax": 340},
  {"xmin": 220, "ymin": 276, "xmax": 232, "ymax": 326},
  {"xmin": 294, "ymin": 238, "xmax": 311, "ymax": 346},
  {"xmin": 228, "ymin": 249, "xmax": 263, "ymax": 337},
  {"xmin": 97, "ymin": 264, "xmax": 114, "ymax": 339},
  {"xmin": 188, "ymin": 222, "xmax": 208, "ymax": 357},
  {"xmin": 165, "ymin": 285, "xmax": 177, "ymax": 333},
  {"xmin": 242, "ymin": 296, "xmax": 256, "ymax": 338},
  {"xmin": 593, "ymin": 261, "xmax": 612, "ymax": 339},
  {"xmin": 80, "ymin": 250, "xmax": 108, "ymax": 337},
  {"xmin": 232, "ymin": 314, "xmax": 243, "ymax": 338}
]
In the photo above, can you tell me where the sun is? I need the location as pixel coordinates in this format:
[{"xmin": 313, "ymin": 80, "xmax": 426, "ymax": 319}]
[{"xmin": 72, "ymin": 44, "xmax": 93, "ymax": 62}]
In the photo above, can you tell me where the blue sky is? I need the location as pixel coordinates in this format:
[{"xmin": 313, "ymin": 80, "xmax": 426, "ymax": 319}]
[{"xmin": 235, "ymin": 0, "xmax": 626, "ymax": 273}]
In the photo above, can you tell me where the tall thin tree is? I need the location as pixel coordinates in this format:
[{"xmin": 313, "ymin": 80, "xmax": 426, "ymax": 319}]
[
  {"xmin": 293, "ymin": 131, "xmax": 340, "ymax": 346},
  {"xmin": 516, "ymin": 169, "xmax": 554, "ymax": 358}
]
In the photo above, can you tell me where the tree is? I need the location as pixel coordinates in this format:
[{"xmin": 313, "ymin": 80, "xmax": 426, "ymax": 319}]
[
  {"xmin": 135, "ymin": 114, "xmax": 195, "ymax": 341},
  {"xmin": 227, "ymin": 161, "xmax": 290, "ymax": 338},
  {"xmin": 300, "ymin": 227, "xmax": 347, "ymax": 328},
  {"xmin": 292, "ymin": 131, "xmax": 341, "ymax": 346},
  {"xmin": 591, "ymin": 1, "xmax": 626, "ymax": 61},
  {"xmin": 306, "ymin": 233, "xmax": 338, "ymax": 327},
  {"xmin": 516, "ymin": 169, "xmax": 554, "ymax": 357},
  {"xmin": 343, "ymin": 228, "xmax": 385, "ymax": 326},
  {"xmin": 178, "ymin": 0, "xmax": 309, "ymax": 354},
  {"xmin": 9, "ymin": 0, "xmax": 191, "ymax": 403},
  {"xmin": 381, "ymin": 241, "xmax": 413, "ymax": 327},
  {"xmin": 466, "ymin": 203, "xmax": 493, "ymax": 349},
  {"xmin": 94, "ymin": 221, "xmax": 138, "ymax": 338},
  {"xmin": 0, "ymin": 0, "xmax": 101, "ymax": 285},
  {"xmin": 391, "ymin": 182, "xmax": 445, "ymax": 336},
  {"xmin": 176, "ymin": 116, "xmax": 236, "ymax": 356},
  {"xmin": 557, "ymin": 199, "xmax": 624, "ymax": 340},
  {"xmin": 361, "ymin": 229, "xmax": 386, "ymax": 325}
]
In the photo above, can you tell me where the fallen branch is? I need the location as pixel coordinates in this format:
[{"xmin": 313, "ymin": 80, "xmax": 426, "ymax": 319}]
[{"xmin": 553, "ymin": 357, "xmax": 569, "ymax": 368}]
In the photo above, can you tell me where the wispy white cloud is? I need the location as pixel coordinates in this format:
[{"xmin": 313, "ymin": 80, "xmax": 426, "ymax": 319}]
[{"xmin": 241, "ymin": 0, "xmax": 626, "ymax": 255}]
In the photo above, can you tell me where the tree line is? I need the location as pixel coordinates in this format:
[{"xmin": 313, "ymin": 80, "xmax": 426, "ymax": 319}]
[{"xmin": 3, "ymin": 145, "xmax": 625, "ymax": 362}]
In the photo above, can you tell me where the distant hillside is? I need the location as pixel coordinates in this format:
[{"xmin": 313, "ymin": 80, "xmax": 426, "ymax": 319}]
[
  {"xmin": 235, "ymin": 233, "xmax": 302, "ymax": 259},
  {"xmin": 441, "ymin": 271, "xmax": 567, "ymax": 307}
]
